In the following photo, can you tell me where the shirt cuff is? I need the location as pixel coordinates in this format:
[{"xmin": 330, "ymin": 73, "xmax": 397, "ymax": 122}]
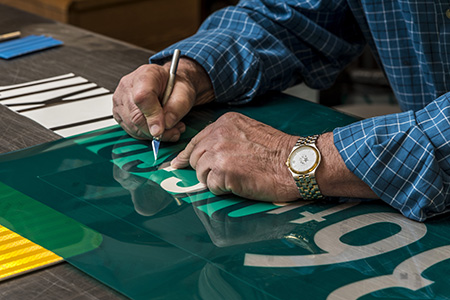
[{"xmin": 333, "ymin": 110, "xmax": 443, "ymax": 221}]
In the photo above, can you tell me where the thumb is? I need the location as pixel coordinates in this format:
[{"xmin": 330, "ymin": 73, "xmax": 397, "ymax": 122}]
[{"xmin": 171, "ymin": 141, "xmax": 195, "ymax": 169}]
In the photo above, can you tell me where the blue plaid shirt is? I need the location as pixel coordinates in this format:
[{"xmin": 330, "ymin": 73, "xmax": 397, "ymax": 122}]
[{"xmin": 151, "ymin": 0, "xmax": 450, "ymax": 221}]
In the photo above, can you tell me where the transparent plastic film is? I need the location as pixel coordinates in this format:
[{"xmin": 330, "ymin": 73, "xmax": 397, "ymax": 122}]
[{"xmin": 5, "ymin": 95, "xmax": 439, "ymax": 300}]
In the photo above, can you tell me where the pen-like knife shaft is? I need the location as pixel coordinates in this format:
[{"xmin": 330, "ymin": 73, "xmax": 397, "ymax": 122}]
[{"xmin": 152, "ymin": 49, "xmax": 181, "ymax": 160}]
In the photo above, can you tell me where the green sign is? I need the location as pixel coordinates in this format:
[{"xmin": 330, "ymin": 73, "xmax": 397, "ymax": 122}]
[{"xmin": 1, "ymin": 93, "xmax": 449, "ymax": 299}]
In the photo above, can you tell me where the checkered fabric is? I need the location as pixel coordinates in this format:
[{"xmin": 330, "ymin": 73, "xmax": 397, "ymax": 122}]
[{"xmin": 151, "ymin": 0, "xmax": 450, "ymax": 221}]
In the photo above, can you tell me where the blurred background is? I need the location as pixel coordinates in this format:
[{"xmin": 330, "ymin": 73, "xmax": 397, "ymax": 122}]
[{"xmin": 0, "ymin": 0, "xmax": 400, "ymax": 118}]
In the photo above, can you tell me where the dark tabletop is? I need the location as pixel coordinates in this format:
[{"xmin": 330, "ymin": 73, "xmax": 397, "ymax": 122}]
[{"xmin": 0, "ymin": 3, "xmax": 154, "ymax": 299}]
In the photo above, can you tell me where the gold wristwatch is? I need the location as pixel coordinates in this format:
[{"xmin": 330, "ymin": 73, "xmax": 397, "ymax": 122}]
[{"xmin": 286, "ymin": 135, "xmax": 324, "ymax": 200}]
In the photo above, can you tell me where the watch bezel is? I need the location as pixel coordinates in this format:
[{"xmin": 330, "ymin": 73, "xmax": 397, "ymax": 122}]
[{"xmin": 286, "ymin": 145, "xmax": 321, "ymax": 175}]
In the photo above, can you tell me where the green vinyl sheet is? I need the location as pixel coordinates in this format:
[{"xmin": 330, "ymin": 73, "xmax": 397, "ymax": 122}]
[{"xmin": 2, "ymin": 93, "xmax": 450, "ymax": 299}]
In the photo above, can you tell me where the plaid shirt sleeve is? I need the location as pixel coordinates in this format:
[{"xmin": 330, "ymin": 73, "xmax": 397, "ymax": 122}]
[
  {"xmin": 150, "ymin": 1, "xmax": 365, "ymax": 104},
  {"xmin": 333, "ymin": 1, "xmax": 450, "ymax": 221},
  {"xmin": 334, "ymin": 92, "xmax": 450, "ymax": 222},
  {"xmin": 150, "ymin": 0, "xmax": 450, "ymax": 221}
]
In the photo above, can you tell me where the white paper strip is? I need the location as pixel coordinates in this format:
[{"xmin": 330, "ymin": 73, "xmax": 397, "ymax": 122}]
[
  {"xmin": 2, "ymin": 74, "xmax": 119, "ymax": 138},
  {"xmin": 21, "ymin": 94, "xmax": 113, "ymax": 129},
  {"xmin": 0, "ymin": 77, "xmax": 88, "ymax": 99},
  {"xmin": 0, "ymin": 73, "xmax": 75, "ymax": 91},
  {"xmin": 55, "ymin": 119, "xmax": 118, "ymax": 138},
  {"xmin": 9, "ymin": 104, "xmax": 45, "ymax": 111},
  {"xmin": 1, "ymin": 83, "xmax": 98, "ymax": 105}
]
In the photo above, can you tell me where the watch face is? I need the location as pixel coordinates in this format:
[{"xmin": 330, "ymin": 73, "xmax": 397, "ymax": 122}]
[{"xmin": 288, "ymin": 145, "xmax": 319, "ymax": 174}]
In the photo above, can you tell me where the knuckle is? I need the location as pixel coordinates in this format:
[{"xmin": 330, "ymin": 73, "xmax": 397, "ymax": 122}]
[
  {"xmin": 130, "ymin": 110, "xmax": 145, "ymax": 127},
  {"xmin": 117, "ymin": 74, "xmax": 134, "ymax": 90},
  {"xmin": 219, "ymin": 111, "xmax": 245, "ymax": 123},
  {"xmin": 206, "ymin": 174, "xmax": 221, "ymax": 194},
  {"xmin": 190, "ymin": 134, "xmax": 201, "ymax": 147},
  {"xmin": 136, "ymin": 64, "xmax": 154, "ymax": 73},
  {"xmin": 213, "ymin": 125, "xmax": 231, "ymax": 138},
  {"xmin": 222, "ymin": 111, "xmax": 239, "ymax": 119},
  {"xmin": 214, "ymin": 154, "xmax": 231, "ymax": 171},
  {"xmin": 209, "ymin": 143, "xmax": 223, "ymax": 156},
  {"xmin": 133, "ymin": 90, "xmax": 151, "ymax": 106},
  {"xmin": 117, "ymin": 75, "xmax": 129, "ymax": 87},
  {"xmin": 136, "ymin": 65, "xmax": 148, "ymax": 73}
]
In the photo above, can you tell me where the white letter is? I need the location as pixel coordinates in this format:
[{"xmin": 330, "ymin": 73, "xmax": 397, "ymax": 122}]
[
  {"xmin": 244, "ymin": 212, "xmax": 427, "ymax": 267},
  {"xmin": 327, "ymin": 245, "xmax": 450, "ymax": 300}
]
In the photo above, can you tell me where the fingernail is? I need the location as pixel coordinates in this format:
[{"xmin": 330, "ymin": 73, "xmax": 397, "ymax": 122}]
[
  {"xmin": 150, "ymin": 124, "xmax": 161, "ymax": 137},
  {"xmin": 166, "ymin": 113, "xmax": 177, "ymax": 128}
]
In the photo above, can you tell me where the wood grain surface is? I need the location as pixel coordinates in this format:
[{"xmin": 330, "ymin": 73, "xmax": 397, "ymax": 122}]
[{"xmin": 0, "ymin": 4, "xmax": 154, "ymax": 299}]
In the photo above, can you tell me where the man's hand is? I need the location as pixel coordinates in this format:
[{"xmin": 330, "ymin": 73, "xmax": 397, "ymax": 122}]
[
  {"xmin": 171, "ymin": 112, "xmax": 301, "ymax": 202},
  {"xmin": 113, "ymin": 58, "xmax": 214, "ymax": 141},
  {"xmin": 171, "ymin": 112, "xmax": 379, "ymax": 202}
]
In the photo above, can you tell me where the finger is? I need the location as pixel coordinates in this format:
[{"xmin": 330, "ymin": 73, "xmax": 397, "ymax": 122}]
[
  {"xmin": 132, "ymin": 71, "xmax": 165, "ymax": 137},
  {"xmin": 206, "ymin": 168, "xmax": 229, "ymax": 195},
  {"xmin": 127, "ymin": 104, "xmax": 153, "ymax": 138},
  {"xmin": 195, "ymin": 151, "xmax": 212, "ymax": 184},
  {"xmin": 114, "ymin": 101, "xmax": 151, "ymax": 139},
  {"xmin": 113, "ymin": 67, "xmax": 162, "ymax": 139},
  {"xmin": 171, "ymin": 141, "xmax": 196, "ymax": 169},
  {"xmin": 120, "ymin": 122, "xmax": 148, "ymax": 140},
  {"xmin": 112, "ymin": 76, "xmax": 128, "ymax": 108},
  {"xmin": 112, "ymin": 104, "xmax": 123, "ymax": 125},
  {"xmin": 171, "ymin": 130, "xmax": 207, "ymax": 169},
  {"xmin": 112, "ymin": 102, "xmax": 143, "ymax": 139},
  {"xmin": 113, "ymin": 77, "xmax": 140, "ymax": 135},
  {"xmin": 170, "ymin": 123, "xmax": 214, "ymax": 168},
  {"xmin": 160, "ymin": 122, "xmax": 186, "ymax": 142}
]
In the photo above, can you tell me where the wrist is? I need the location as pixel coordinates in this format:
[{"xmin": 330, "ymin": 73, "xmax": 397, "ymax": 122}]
[
  {"xmin": 167, "ymin": 57, "xmax": 215, "ymax": 105},
  {"xmin": 279, "ymin": 135, "xmax": 304, "ymax": 200},
  {"xmin": 315, "ymin": 132, "xmax": 378, "ymax": 198},
  {"xmin": 286, "ymin": 135, "xmax": 325, "ymax": 200}
]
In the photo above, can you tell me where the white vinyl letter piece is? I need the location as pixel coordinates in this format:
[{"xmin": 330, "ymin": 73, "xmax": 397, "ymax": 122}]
[{"xmin": 160, "ymin": 177, "xmax": 207, "ymax": 194}]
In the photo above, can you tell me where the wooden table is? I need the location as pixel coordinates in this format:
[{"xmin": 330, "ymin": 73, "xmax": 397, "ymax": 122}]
[{"xmin": 0, "ymin": 4, "xmax": 154, "ymax": 298}]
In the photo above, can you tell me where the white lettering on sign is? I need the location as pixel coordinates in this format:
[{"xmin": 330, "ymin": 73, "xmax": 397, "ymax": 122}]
[
  {"xmin": 266, "ymin": 201, "xmax": 313, "ymax": 215},
  {"xmin": 327, "ymin": 245, "xmax": 450, "ymax": 300},
  {"xmin": 244, "ymin": 212, "xmax": 427, "ymax": 267},
  {"xmin": 289, "ymin": 202, "xmax": 359, "ymax": 223}
]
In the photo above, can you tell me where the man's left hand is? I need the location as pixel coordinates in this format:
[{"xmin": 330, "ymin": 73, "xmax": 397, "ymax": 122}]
[{"xmin": 171, "ymin": 112, "xmax": 300, "ymax": 202}]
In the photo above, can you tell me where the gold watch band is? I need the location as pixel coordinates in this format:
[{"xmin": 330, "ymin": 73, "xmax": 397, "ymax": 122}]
[
  {"xmin": 293, "ymin": 135, "xmax": 324, "ymax": 200},
  {"xmin": 295, "ymin": 173, "xmax": 324, "ymax": 200}
]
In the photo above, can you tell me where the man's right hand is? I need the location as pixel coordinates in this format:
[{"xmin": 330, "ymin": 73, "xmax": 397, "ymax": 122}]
[{"xmin": 112, "ymin": 57, "xmax": 215, "ymax": 141}]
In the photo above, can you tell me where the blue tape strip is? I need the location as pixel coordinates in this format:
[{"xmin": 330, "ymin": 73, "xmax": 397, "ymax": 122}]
[
  {"xmin": 0, "ymin": 35, "xmax": 63, "ymax": 59},
  {"xmin": 0, "ymin": 35, "xmax": 43, "ymax": 51}
]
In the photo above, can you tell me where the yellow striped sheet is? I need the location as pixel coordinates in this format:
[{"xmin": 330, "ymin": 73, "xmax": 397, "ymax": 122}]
[{"xmin": 0, "ymin": 225, "xmax": 62, "ymax": 281}]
